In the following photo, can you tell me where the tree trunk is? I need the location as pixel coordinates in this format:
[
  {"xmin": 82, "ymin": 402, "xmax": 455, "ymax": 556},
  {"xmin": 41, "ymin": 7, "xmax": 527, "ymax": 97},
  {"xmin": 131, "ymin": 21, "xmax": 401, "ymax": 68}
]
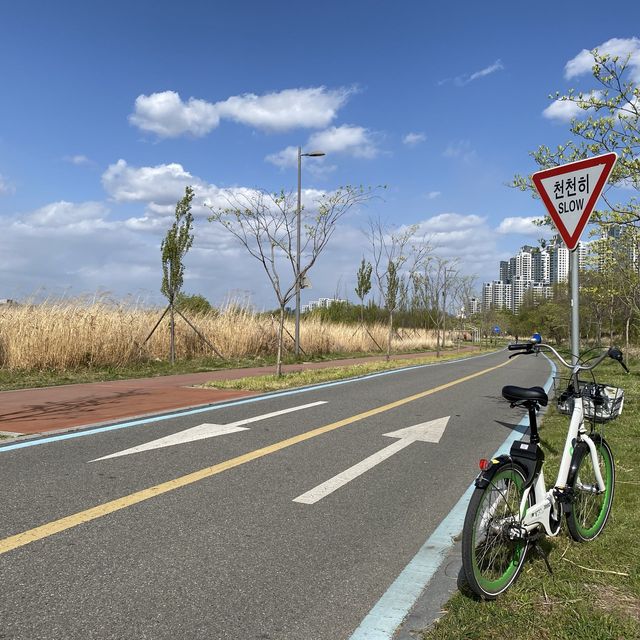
[
  {"xmin": 169, "ymin": 304, "xmax": 175, "ymax": 365},
  {"xmin": 386, "ymin": 311, "xmax": 393, "ymax": 362},
  {"xmin": 625, "ymin": 315, "xmax": 631, "ymax": 352},
  {"xmin": 276, "ymin": 305, "xmax": 285, "ymax": 377}
]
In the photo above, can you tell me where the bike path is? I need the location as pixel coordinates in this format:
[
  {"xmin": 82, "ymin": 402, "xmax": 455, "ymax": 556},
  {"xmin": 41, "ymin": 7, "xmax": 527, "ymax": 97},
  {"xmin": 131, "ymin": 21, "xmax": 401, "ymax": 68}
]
[
  {"xmin": 0, "ymin": 349, "xmax": 476, "ymax": 437},
  {"xmin": 0, "ymin": 350, "xmax": 552, "ymax": 640}
]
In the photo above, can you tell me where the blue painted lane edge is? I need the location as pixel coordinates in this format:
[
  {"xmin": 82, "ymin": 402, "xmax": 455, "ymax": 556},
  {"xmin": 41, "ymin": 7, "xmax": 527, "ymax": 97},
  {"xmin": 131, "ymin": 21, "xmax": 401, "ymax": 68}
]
[
  {"xmin": 0, "ymin": 350, "xmax": 499, "ymax": 453},
  {"xmin": 348, "ymin": 355, "xmax": 557, "ymax": 639}
]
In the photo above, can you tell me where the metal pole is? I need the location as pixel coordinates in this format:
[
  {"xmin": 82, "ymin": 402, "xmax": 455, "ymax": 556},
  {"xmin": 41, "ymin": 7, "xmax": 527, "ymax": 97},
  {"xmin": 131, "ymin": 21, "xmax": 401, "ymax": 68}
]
[
  {"xmin": 295, "ymin": 146, "xmax": 302, "ymax": 358},
  {"xmin": 570, "ymin": 247, "xmax": 580, "ymax": 365}
]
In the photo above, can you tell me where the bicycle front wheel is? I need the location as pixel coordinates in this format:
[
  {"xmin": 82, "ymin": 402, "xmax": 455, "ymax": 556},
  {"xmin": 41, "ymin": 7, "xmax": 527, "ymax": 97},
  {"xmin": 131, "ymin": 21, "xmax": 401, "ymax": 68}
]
[
  {"xmin": 462, "ymin": 464, "xmax": 531, "ymax": 599},
  {"xmin": 567, "ymin": 436, "xmax": 615, "ymax": 542}
]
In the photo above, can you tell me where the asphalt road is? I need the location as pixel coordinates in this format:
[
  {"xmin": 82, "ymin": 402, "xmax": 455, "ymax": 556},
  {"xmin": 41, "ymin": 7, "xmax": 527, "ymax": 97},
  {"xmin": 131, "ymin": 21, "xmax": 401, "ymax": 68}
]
[{"xmin": 0, "ymin": 350, "xmax": 552, "ymax": 640}]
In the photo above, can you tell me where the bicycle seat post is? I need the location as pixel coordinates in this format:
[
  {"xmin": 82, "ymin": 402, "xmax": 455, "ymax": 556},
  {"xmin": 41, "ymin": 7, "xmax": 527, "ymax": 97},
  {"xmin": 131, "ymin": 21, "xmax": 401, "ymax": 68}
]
[{"xmin": 525, "ymin": 400, "xmax": 540, "ymax": 444}]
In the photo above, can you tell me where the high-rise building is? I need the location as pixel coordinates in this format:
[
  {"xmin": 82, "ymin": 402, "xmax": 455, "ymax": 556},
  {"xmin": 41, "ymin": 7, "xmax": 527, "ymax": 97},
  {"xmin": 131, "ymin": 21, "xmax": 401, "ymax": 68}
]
[
  {"xmin": 499, "ymin": 261, "xmax": 509, "ymax": 282},
  {"xmin": 532, "ymin": 249, "xmax": 550, "ymax": 284}
]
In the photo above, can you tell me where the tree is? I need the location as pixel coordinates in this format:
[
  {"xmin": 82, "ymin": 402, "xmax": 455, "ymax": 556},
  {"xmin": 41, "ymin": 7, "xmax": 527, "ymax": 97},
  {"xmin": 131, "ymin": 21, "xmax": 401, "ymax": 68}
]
[
  {"xmin": 513, "ymin": 49, "xmax": 640, "ymax": 228},
  {"xmin": 365, "ymin": 217, "xmax": 430, "ymax": 359},
  {"xmin": 161, "ymin": 186, "xmax": 195, "ymax": 364},
  {"xmin": 207, "ymin": 186, "xmax": 379, "ymax": 376},
  {"xmin": 412, "ymin": 257, "xmax": 460, "ymax": 357},
  {"xmin": 175, "ymin": 292, "xmax": 213, "ymax": 315},
  {"xmin": 354, "ymin": 257, "xmax": 373, "ymax": 323},
  {"xmin": 143, "ymin": 187, "xmax": 222, "ymax": 364},
  {"xmin": 383, "ymin": 259, "xmax": 400, "ymax": 360},
  {"xmin": 353, "ymin": 257, "xmax": 382, "ymax": 351}
]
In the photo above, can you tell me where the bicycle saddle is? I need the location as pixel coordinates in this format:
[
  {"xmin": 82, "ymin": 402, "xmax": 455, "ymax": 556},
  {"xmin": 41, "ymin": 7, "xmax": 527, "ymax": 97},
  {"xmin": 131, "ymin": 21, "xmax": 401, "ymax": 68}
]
[{"xmin": 502, "ymin": 385, "xmax": 548, "ymax": 406}]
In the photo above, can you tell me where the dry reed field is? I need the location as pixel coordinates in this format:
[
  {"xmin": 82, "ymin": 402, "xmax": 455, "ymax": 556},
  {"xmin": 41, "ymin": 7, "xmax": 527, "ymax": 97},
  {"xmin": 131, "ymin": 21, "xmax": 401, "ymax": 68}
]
[{"xmin": 0, "ymin": 298, "xmax": 449, "ymax": 372}]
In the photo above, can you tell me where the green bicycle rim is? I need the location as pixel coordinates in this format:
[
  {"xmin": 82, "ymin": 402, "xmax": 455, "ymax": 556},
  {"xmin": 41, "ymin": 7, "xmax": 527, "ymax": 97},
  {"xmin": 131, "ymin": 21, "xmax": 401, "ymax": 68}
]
[
  {"xmin": 574, "ymin": 442, "xmax": 613, "ymax": 538},
  {"xmin": 471, "ymin": 468, "xmax": 526, "ymax": 593}
]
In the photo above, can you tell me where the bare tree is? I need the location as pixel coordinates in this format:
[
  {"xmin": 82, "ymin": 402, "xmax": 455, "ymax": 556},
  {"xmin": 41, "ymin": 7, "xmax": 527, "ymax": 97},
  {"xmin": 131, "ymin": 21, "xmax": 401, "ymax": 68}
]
[
  {"xmin": 413, "ymin": 256, "xmax": 460, "ymax": 357},
  {"xmin": 450, "ymin": 274, "xmax": 477, "ymax": 350},
  {"xmin": 207, "ymin": 186, "xmax": 378, "ymax": 376},
  {"xmin": 365, "ymin": 217, "xmax": 431, "ymax": 359}
]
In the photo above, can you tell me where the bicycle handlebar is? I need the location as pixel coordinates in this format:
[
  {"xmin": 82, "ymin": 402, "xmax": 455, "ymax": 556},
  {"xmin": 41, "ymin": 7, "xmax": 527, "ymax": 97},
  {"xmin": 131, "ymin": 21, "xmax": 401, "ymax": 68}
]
[{"xmin": 507, "ymin": 341, "xmax": 629, "ymax": 374}]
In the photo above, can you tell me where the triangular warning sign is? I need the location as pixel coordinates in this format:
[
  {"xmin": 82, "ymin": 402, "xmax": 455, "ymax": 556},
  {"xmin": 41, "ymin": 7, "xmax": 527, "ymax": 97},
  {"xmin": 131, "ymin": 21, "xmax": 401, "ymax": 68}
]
[{"xmin": 531, "ymin": 152, "xmax": 617, "ymax": 250}]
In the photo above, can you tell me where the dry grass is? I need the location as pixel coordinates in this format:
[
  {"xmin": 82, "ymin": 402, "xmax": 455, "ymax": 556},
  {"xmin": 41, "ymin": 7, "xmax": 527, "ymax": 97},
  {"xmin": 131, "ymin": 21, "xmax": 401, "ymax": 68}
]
[{"xmin": 0, "ymin": 297, "xmax": 450, "ymax": 372}]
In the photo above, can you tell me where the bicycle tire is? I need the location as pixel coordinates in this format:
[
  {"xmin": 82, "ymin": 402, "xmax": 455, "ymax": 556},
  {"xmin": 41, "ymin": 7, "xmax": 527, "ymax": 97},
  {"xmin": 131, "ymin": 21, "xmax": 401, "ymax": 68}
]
[
  {"xmin": 566, "ymin": 436, "xmax": 615, "ymax": 542},
  {"xmin": 462, "ymin": 464, "xmax": 532, "ymax": 599}
]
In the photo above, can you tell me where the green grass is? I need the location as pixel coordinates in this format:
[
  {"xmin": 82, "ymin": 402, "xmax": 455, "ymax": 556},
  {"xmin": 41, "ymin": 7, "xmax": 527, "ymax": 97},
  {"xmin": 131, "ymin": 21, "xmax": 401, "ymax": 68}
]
[
  {"xmin": 421, "ymin": 357, "xmax": 640, "ymax": 640},
  {"xmin": 199, "ymin": 349, "xmax": 495, "ymax": 392},
  {"xmin": 0, "ymin": 346, "xmax": 486, "ymax": 392}
]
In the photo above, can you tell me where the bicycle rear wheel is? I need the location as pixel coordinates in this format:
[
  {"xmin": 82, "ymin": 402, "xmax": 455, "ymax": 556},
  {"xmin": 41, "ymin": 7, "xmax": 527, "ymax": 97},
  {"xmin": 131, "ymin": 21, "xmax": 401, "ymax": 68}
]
[
  {"xmin": 462, "ymin": 464, "xmax": 531, "ymax": 599},
  {"xmin": 566, "ymin": 436, "xmax": 615, "ymax": 542}
]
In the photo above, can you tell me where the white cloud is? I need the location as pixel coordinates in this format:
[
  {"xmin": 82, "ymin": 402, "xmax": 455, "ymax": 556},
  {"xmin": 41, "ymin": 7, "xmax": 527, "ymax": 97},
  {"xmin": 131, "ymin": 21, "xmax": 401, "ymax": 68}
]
[
  {"xmin": 308, "ymin": 125, "xmax": 379, "ymax": 158},
  {"xmin": 129, "ymin": 86, "xmax": 353, "ymax": 138},
  {"xmin": 129, "ymin": 91, "xmax": 220, "ymax": 137},
  {"xmin": 427, "ymin": 191, "xmax": 441, "ymax": 200},
  {"xmin": 403, "ymin": 132, "xmax": 426, "ymax": 146},
  {"xmin": 216, "ymin": 86, "xmax": 353, "ymax": 131},
  {"xmin": 443, "ymin": 140, "xmax": 476, "ymax": 163},
  {"xmin": 496, "ymin": 216, "xmax": 548, "ymax": 236},
  {"xmin": 25, "ymin": 201, "xmax": 109, "ymax": 228},
  {"xmin": 63, "ymin": 154, "xmax": 92, "ymax": 166},
  {"xmin": 102, "ymin": 159, "xmax": 197, "ymax": 205},
  {"xmin": 468, "ymin": 59, "xmax": 504, "ymax": 82},
  {"xmin": 439, "ymin": 59, "xmax": 504, "ymax": 87},
  {"xmin": 542, "ymin": 98, "xmax": 585, "ymax": 122},
  {"xmin": 264, "ymin": 146, "xmax": 299, "ymax": 169},
  {"xmin": 266, "ymin": 124, "xmax": 380, "ymax": 168},
  {"xmin": 565, "ymin": 37, "xmax": 640, "ymax": 82},
  {"xmin": 417, "ymin": 213, "xmax": 486, "ymax": 233},
  {"xmin": 0, "ymin": 174, "xmax": 15, "ymax": 195}
]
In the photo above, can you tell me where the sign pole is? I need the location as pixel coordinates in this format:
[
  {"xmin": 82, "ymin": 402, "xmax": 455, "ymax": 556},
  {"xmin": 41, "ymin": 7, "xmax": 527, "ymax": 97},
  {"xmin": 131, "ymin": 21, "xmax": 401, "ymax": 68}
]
[{"xmin": 570, "ymin": 248, "xmax": 580, "ymax": 366}]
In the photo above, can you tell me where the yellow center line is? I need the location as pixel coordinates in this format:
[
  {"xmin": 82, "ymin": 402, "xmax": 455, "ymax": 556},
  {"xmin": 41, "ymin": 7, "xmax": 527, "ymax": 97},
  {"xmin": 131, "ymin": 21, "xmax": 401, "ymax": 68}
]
[{"xmin": 0, "ymin": 358, "xmax": 511, "ymax": 556}]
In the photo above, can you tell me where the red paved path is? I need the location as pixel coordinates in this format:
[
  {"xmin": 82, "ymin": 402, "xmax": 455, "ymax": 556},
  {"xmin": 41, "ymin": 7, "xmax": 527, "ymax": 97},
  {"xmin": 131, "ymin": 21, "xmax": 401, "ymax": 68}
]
[{"xmin": 0, "ymin": 349, "xmax": 478, "ymax": 437}]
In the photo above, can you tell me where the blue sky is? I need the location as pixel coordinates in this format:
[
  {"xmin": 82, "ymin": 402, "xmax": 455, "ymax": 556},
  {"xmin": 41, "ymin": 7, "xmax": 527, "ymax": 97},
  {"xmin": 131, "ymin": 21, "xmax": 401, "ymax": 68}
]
[{"xmin": 1, "ymin": 1, "xmax": 639, "ymax": 308}]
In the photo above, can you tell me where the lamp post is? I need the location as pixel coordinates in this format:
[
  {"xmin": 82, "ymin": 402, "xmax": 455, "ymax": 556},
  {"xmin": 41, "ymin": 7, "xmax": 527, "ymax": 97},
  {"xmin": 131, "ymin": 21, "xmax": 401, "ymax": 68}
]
[{"xmin": 295, "ymin": 146, "xmax": 325, "ymax": 358}]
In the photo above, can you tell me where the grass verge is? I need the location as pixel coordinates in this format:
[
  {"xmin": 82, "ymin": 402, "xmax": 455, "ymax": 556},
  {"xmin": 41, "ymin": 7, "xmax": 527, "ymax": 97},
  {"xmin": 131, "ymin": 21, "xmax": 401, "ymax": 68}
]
[
  {"xmin": 421, "ymin": 357, "xmax": 640, "ymax": 640},
  {"xmin": 200, "ymin": 349, "xmax": 496, "ymax": 392},
  {"xmin": 0, "ymin": 347, "xmax": 492, "ymax": 392}
]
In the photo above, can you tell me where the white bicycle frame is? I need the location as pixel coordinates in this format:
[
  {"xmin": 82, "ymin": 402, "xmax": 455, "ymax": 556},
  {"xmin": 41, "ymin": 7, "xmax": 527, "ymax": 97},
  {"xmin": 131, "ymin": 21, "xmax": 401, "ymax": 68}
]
[{"xmin": 517, "ymin": 345, "xmax": 608, "ymax": 537}]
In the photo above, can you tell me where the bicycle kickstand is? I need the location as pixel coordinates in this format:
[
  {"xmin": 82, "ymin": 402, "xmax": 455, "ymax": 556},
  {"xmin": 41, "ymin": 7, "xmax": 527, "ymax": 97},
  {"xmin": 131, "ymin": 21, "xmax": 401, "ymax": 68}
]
[{"xmin": 531, "ymin": 542, "xmax": 553, "ymax": 575}]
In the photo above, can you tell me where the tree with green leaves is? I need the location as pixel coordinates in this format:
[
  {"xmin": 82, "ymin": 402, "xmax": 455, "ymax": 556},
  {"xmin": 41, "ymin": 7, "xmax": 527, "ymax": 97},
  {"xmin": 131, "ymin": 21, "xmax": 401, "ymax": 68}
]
[
  {"xmin": 161, "ymin": 186, "xmax": 195, "ymax": 364},
  {"xmin": 512, "ymin": 46, "xmax": 640, "ymax": 349},
  {"xmin": 353, "ymin": 257, "xmax": 382, "ymax": 351},
  {"xmin": 142, "ymin": 187, "xmax": 222, "ymax": 364},
  {"xmin": 514, "ymin": 48, "xmax": 640, "ymax": 228},
  {"xmin": 175, "ymin": 292, "xmax": 213, "ymax": 315},
  {"xmin": 355, "ymin": 257, "xmax": 372, "ymax": 322}
]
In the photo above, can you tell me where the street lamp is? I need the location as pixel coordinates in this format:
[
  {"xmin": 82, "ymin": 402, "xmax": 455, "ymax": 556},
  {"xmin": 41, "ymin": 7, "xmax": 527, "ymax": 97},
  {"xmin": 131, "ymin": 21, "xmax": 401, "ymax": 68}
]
[{"xmin": 295, "ymin": 147, "xmax": 325, "ymax": 358}]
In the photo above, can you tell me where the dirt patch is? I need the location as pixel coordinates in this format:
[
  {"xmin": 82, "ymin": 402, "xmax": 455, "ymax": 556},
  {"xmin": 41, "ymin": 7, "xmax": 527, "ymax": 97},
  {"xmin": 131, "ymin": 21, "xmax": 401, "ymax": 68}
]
[{"xmin": 585, "ymin": 583, "xmax": 640, "ymax": 623}]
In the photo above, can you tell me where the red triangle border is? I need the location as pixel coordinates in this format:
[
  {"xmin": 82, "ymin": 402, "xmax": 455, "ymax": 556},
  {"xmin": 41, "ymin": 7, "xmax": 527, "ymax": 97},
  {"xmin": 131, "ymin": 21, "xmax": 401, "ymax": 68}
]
[{"xmin": 531, "ymin": 153, "xmax": 617, "ymax": 250}]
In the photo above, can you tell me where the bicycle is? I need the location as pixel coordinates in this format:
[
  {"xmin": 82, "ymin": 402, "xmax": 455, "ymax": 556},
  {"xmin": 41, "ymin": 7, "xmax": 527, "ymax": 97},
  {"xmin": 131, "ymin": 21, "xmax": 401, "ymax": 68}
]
[{"xmin": 461, "ymin": 337, "xmax": 628, "ymax": 599}]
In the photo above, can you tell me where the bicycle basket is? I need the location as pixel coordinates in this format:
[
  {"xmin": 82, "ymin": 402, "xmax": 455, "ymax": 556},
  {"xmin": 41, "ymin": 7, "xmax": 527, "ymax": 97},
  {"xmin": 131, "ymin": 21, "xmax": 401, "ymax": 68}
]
[
  {"xmin": 582, "ymin": 384, "xmax": 624, "ymax": 423},
  {"xmin": 553, "ymin": 377, "xmax": 578, "ymax": 415}
]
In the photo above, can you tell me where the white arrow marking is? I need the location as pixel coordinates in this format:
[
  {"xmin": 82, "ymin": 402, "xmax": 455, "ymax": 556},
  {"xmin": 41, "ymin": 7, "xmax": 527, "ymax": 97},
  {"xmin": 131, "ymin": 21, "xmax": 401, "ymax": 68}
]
[
  {"xmin": 91, "ymin": 401, "xmax": 327, "ymax": 461},
  {"xmin": 293, "ymin": 416, "xmax": 450, "ymax": 504}
]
